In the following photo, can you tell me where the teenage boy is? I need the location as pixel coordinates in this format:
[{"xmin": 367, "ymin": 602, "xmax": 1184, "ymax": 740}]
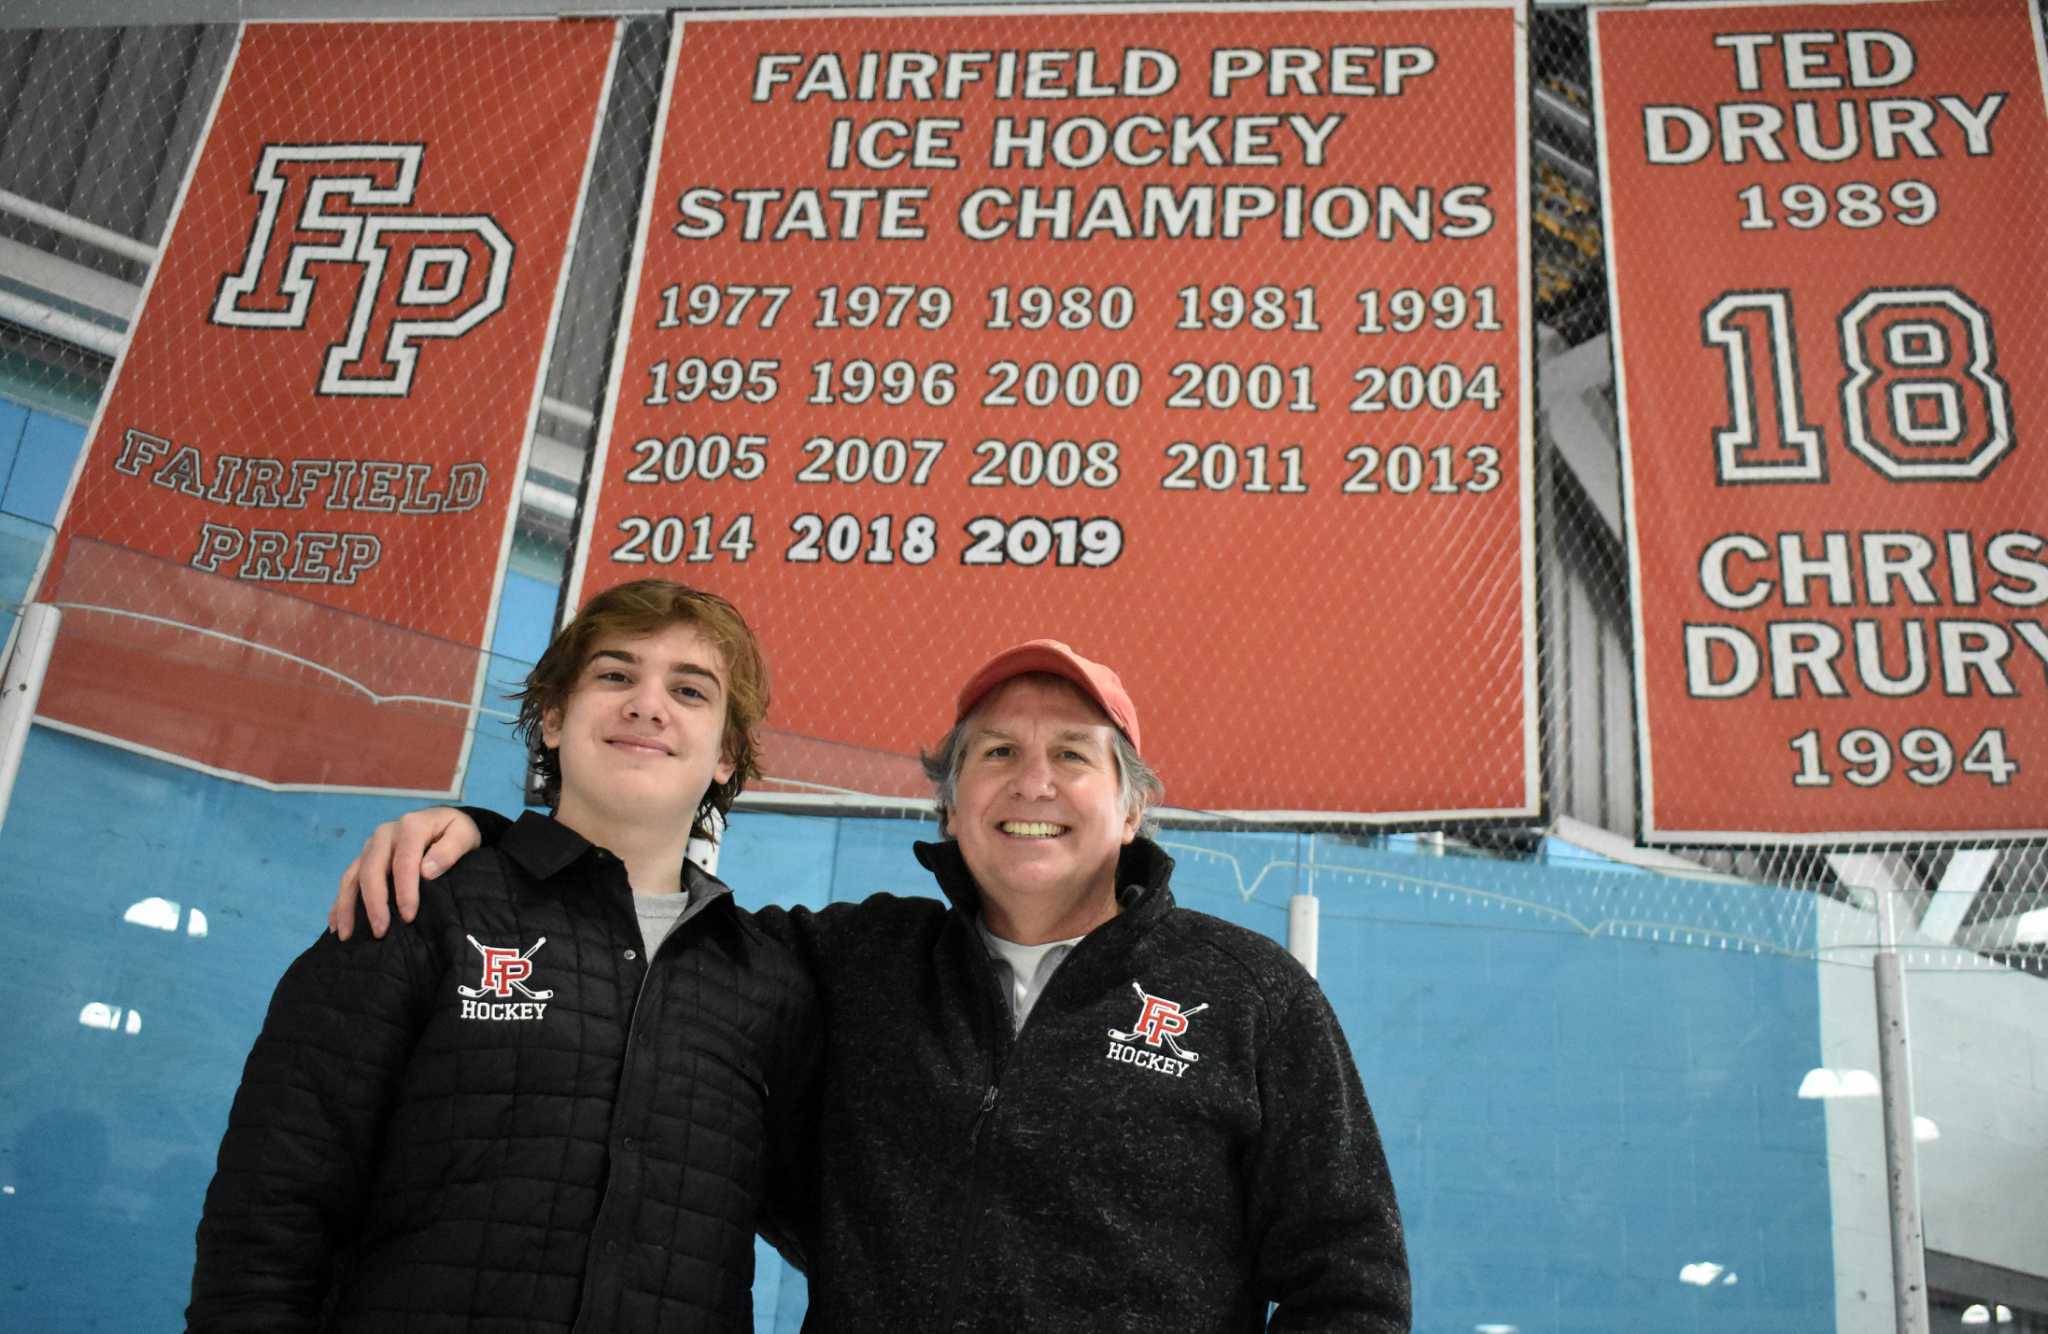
[{"xmin": 189, "ymin": 579, "xmax": 817, "ymax": 1334}]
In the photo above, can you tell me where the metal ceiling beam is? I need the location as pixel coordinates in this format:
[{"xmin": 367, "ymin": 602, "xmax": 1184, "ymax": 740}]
[
  {"xmin": 6, "ymin": 0, "xmax": 1621, "ymax": 28},
  {"xmin": 1917, "ymin": 848, "xmax": 1998, "ymax": 945}
]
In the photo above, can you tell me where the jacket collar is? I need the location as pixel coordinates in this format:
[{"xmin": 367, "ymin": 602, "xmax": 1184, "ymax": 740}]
[
  {"xmin": 500, "ymin": 809, "xmax": 732, "ymax": 904},
  {"xmin": 912, "ymin": 835, "xmax": 1176, "ymax": 924}
]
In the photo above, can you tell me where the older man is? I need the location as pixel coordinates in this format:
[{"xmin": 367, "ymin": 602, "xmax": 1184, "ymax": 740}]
[{"xmin": 334, "ymin": 639, "xmax": 1410, "ymax": 1331}]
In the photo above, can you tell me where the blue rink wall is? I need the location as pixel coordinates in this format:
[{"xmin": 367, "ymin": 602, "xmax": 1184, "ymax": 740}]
[{"xmin": 0, "ymin": 397, "xmax": 1834, "ymax": 1333}]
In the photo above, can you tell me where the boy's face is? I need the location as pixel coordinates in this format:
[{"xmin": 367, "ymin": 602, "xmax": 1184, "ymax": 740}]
[{"xmin": 541, "ymin": 621, "xmax": 736, "ymax": 832}]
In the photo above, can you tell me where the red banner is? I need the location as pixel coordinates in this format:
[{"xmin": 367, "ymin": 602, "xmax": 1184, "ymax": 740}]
[
  {"xmin": 573, "ymin": 4, "xmax": 1535, "ymax": 822},
  {"xmin": 35, "ymin": 20, "xmax": 617, "ymax": 794},
  {"xmin": 1595, "ymin": 0, "xmax": 2048, "ymax": 841}
]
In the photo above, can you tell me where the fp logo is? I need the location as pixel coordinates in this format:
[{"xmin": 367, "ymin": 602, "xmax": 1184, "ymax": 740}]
[
  {"xmin": 1109, "ymin": 980, "xmax": 1206, "ymax": 1062},
  {"xmin": 212, "ymin": 144, "xmax": 512, "ymax": 396},
  {"xmin": 459, "ymin": 935, "xmax": 554, "ymax": 1000}
]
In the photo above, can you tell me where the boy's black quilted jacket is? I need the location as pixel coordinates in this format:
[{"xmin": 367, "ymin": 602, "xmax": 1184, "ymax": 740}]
[{"xmin": 187, "ymin": 811, "xmax": 818, "ymax": 1333}]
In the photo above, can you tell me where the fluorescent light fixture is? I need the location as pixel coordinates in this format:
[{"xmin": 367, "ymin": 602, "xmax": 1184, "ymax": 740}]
[
  {"xmin": 1958, "ymin": 1304, "xmax": 2013, "ymax": 1324},
  {"xmin": 123, "ymin": 897, "xmax": 180, "ymax": 931},
  {"xmin": 78, "ymin": 1002, "xmax": 142, "ymax": 1034},
  {"xmin": 122, "ymin": 897, "xmax": 208, "ymax": 937},
  {"xmin": 1797, "ymin": 1067, "xmax": 1880, "ymax": 1099},
  {"xmin": 1475, "ymin": 1325, "xmax": 1520, "ymax": 1333},
  {"xmin": 1679, "ymin": 1262, "xmax": 1724, "ymax": 1286},
  {"xmin": 1915, "ymin": 1117, "xmax": 1940, "ymax": 1142}
]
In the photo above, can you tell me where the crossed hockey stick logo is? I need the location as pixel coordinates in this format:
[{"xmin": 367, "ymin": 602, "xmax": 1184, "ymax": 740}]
[
  {"xmin": 1107, "ymin": 980, "xmax": 1205, "ymax": 1062},
  {"xmin": 458, "ymin": 935, "xmax": 554, "ymax": 1001}
]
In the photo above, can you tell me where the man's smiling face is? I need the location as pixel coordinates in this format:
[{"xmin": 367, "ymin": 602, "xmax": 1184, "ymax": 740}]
[
  {"xmin": 947, "ymin": 674, "xmax": 1139, "ymax": 916},
  {"xmin": 541, "ymin": 621, "xmax": 736, "ymax": 835}
]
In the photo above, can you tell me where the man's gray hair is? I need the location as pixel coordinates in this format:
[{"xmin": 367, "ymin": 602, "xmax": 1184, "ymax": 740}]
[{"xmin": 920, "ymin": 676, "xmax": 1163, "ymax": 838}]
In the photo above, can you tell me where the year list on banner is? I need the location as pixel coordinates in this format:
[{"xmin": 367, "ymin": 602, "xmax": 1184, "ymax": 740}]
[{"xmin": 574, "ymin": 5, "xmax": 1536, "ymax": 823}]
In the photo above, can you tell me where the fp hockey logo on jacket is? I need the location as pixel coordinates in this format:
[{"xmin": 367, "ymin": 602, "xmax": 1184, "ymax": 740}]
[
  {"xmin": 1105, "ymin": 980, "xmax": 1205, "ymax": 1078},
  {"xmin": 458, "ymin": 934, "xmax": 552, "ymax": 1021}
]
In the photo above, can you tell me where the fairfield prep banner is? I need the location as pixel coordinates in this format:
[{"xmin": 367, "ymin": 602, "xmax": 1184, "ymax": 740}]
[
  {"xmin": 35, "ymin": 20, "xmax": 617, "ymax": 794},
  {"xmin": 1594, "ymin": 0, "xmax": 2048, "ymax": 842},
  {"xmin": 572, "ymin": 4, "xmax": 1536, "ymax": 822}
]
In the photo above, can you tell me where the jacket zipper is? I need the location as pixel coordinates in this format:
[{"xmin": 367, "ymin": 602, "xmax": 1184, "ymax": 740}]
[
  {"xmin": 932, "ymin": 918, "xmax": 1109, "ymax": 1329},
  {"xmin": 928, "ymin": 929, "xmax": 1021, "ymax": 1332},
  {"xmin": 968, "ymin": 1083, "xmax": 1000, "ymax": 1142}
]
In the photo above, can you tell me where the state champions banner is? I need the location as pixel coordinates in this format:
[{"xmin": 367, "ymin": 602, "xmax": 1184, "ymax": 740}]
[
  {"xmin": 1593, "ymin": 0, "xmax": 2048, "ymax": 842},
  {"xmin": 33, "ymin": 20, "xmax": 618, "ymax": 794},
  {"xmin": 572, "ymin": 4, "xmax": 1537, "ymax": 822}
]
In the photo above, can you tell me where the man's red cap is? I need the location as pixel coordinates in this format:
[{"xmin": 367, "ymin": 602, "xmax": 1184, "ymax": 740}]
[{"xmin": 954, "ymin": 639, "xmax": 1141, "ymax": 753}]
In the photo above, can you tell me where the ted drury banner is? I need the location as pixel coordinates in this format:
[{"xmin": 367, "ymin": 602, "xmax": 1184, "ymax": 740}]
[
  {"xmin": 1594, "ymin": 0, "xmax": 2048, "ymax": 841},
  {"xmin": 573, "ymin": 3, "xmax": 1536, "ymax": 821},
  {"xmin": 33, "ymin": 20, "xmax": 617, "ymax": 794}
]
